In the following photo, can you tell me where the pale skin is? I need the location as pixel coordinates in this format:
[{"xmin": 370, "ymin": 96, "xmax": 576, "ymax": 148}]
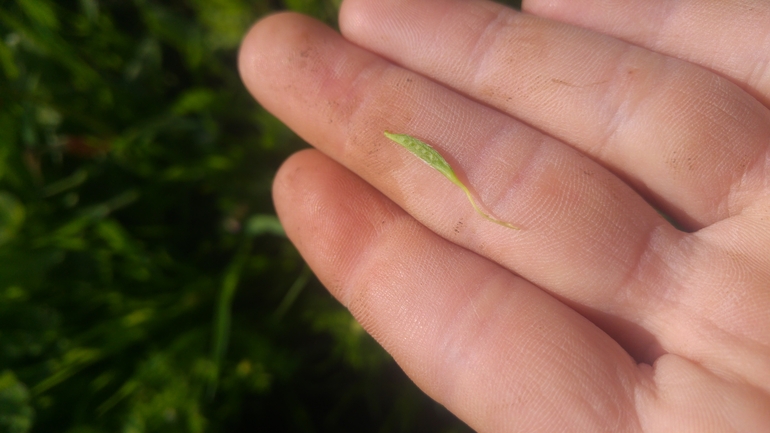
[{"xmin": 239, "ymin": 0, "xmax": 770, "ymax": 431}]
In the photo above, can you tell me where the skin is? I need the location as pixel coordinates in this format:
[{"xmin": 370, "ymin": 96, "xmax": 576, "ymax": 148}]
[{"xmin": 238, "ymin": 0, "xmax": 770, "ymax": 431}]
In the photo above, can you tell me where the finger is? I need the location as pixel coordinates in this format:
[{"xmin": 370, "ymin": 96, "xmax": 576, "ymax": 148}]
[
  {"xmin": 240, "ymin": 12, "xmax": 682, "ymax": 362},
  {"xmin": 274, "ymin": 149, "xmax": 770, "ymax": 432},
  {"xmin": 522, "ymin": 0, "xmax": 770, "ymax": 107},
  {"xmin": 339, "ymin": 0, "xmax": 770, "ymax": 229},
  {"xmin": 273, "ymin": 149, "xmax": 645, "ymax": 432}
]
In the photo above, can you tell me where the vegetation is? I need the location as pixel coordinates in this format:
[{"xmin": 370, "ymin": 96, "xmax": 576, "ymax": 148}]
[{"xmin": 0, "ymin": 0, "xmax": 518, "ymax": 431}]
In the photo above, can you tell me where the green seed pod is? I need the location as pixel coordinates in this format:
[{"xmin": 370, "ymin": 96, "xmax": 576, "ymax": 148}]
[{"xmin": 384, "ymin": 131, "xmax": 520, "ymax": 230}]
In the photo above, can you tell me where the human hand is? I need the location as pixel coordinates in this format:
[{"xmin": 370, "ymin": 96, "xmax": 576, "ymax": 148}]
[{"xmin": 238, "ymin": 0, "xmax": 770, "ymax": 430}]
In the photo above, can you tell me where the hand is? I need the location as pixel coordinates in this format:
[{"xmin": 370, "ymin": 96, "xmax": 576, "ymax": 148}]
[{"xmin": 238, "ymin": 0, "xmax": 770, "ymax": 430}]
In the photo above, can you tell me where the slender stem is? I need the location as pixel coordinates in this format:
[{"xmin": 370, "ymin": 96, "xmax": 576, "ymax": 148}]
[{"xmin": 459, "ymin": 184, "xmax": 520, "ymax": 230}]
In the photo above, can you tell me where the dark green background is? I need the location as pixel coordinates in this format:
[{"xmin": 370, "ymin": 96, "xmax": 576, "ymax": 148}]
[{"xmin": 0, "ymin": 0, "xmax": 520, "ymax": 431}]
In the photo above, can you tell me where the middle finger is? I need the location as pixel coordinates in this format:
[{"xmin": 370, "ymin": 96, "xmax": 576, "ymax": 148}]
[{"xmin": 340, "ymin": 0, "xmax": 770, "ymax": 230}]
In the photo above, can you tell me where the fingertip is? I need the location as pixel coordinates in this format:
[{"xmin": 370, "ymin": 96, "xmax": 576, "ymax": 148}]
[
  {"xmin": 338, "ymin": 0, "xmax": 368, "ymax": 37},
  {"xmin": 238, "ymin": 12, "xmax": 329, "ymax": 103},
  {"xmin": 339, "ymin": 0, "xmax": 391, "ymax": 36},
  {"xmin": 272, "ymin": 149, "xmax": 351, "ymax": 297},
  {"xmin": 272, "ymin": 149, "xmax": 398, "ymax": 305},
  {"xmin": 272, "ymin": 148, "xmax": 327, "ymax": 244},
  {"xmin": 238, "ymin": 12, "xmax": 287, "ymax": 95}
]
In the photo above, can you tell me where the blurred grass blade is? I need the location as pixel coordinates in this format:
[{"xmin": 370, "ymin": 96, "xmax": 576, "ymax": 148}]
[
  {"xmin": 272, "ymin": 265, "xmax": 311, "ymax": 321},
  {"xmin": 0, "ymin": 370, "xmax": 33, "ymax": 433},
  {"xmin": 32, "ymin": 348, "xmax": 102, "ymax": 395},
  {"xmin": 244, "ymin": 214, "xmax": 285, "ymax": 237},
  {"xmin": 0, "ymin": 191, "xmax": 25, "ymax": 246},
  {"xmin": 41, "ymin": 169, "xmax": 88, "ymax": 197},
  {"xmin": 96, "ymin": 380, "xmax": 138, "ymax": 416},
  {"xmin": 208, "ymin": 240, "xmax": 251, "ymax": 397}
]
